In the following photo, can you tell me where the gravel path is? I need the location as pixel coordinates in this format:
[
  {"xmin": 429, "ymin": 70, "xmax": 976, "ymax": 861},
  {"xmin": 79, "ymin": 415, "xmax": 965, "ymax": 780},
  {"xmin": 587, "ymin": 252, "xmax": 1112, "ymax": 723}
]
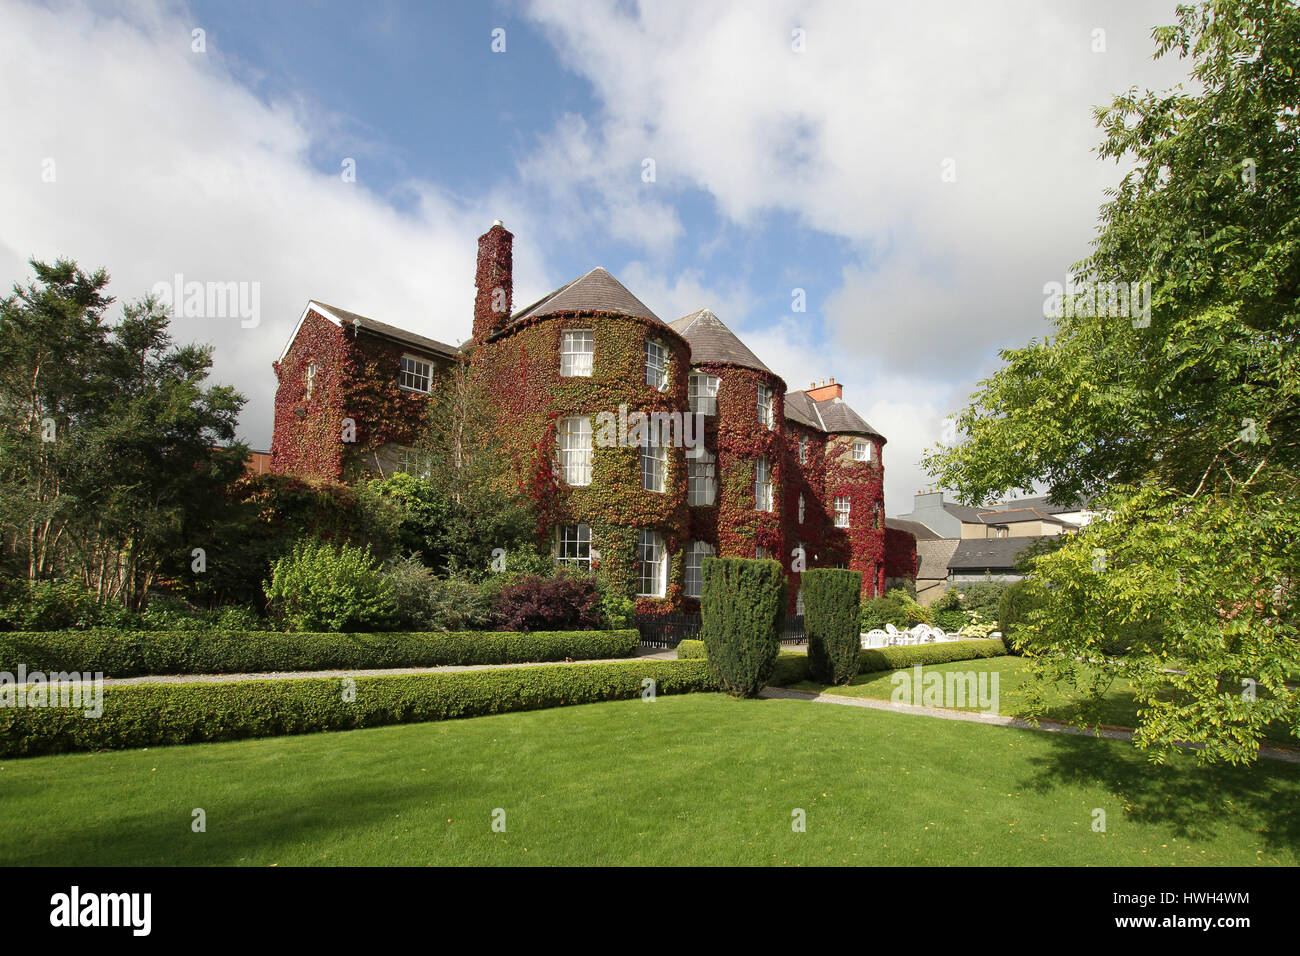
[{"xmin": 21, "ymin": 647, "xmax": 681, "ymax": 687}]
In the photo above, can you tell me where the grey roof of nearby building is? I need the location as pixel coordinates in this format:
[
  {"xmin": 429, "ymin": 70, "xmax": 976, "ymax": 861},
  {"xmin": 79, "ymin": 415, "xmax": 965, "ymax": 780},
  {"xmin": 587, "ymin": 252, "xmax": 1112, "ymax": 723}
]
[
  {"xmin": 947, "ymin": 537, "xmax": 1046, "ymax": 571},
  {"xmin": 511, "ymin": 267, "xmax": 661, "ymax": 325},
  {"xmin": 940, "ymin": 500, "xmax": 987, "ymax": 523},
  {"xmin": 668, "ymin": 309, "xmax": 772, "ymax": 372},
  {"xmin": 884, "ymin": 517, "xmax": 941, "ymax": 541},
  {"xmin": 981, "ymin": 494, "xmax": 1090, "ymax": 515},
  {"xmin": 978, "ymin": 508, "xmax": 1071, "ymax": 526},
  {"xmin": 314, "ymin": 301, "xmax": 460, "ymax": 358}
]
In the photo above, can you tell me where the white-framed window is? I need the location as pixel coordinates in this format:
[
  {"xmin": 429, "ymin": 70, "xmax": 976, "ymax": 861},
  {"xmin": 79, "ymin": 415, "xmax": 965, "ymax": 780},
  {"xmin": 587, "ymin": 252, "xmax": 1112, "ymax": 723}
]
[
  {"xmin": 854, "ymin": 439, "xmax": 872, "ymax": 462},
  {"xmin": 400, "ymin": 354, "xmax": 433, "ymax": 393},
  {"xmin": 795, "ymin": 587, "xmax": 804, "ymax": 615},
  {"xmin": 688, "ymin": 372, "xmax": 719, "ymax": 415},
  {"xmin": 834, "ymin": 495, "xmax": 851, "ymax": 528},
  {"xmin": 397, "ymin": 446, "xmax": 432, "ymax": 478},
  {"xmin": 637, "ymin": 530, "xmax": 667, "ymax": 597},
  {"xmin": 642, "ymin": 441, "xmax": 667, "ymax": 493},
  {"xmin": 684, "ymin": 540, "xmax": 715, "ymax": 598},
  {"xmin": 755, "ymin": 545, "xmax": 771, "ymax": 560},
  {"xmin": 754, "ymin": 456, "xmax": 772, "ymax": 512},
  {"xmin": 560, "ymin": 329, "xmax": 594, "ymax": 377},
  {"xmin": 834, "ymin": 560, "xmax": 849, "ymax": 570},
  {"xmin": 757, "ymin": 384, "xmax": 773, "ymax": 429},
  {"xmin": 798, "ymin": 493, "xmax": 805, "ymax": 524},
  {"xmin": 798, "ymin": 438, "xmax": 808, "ymax": 464},
  {"xmin": 556, "ymin": 416, "xmax": 593, "ymax": 486},
  {"xmin": 556, "ymin": 523, "xmax": 592, "ymax": 567},
  {"xmin": 688, "ymin": 448, "xmax": 716, "ymax": 506},
  {"xmin": 645, "ymin": 338, "xmax": 670, "ymax": 391},
  {"xmin": 305, "ymin": 361, "xmax": 317, "ymax": 399}
]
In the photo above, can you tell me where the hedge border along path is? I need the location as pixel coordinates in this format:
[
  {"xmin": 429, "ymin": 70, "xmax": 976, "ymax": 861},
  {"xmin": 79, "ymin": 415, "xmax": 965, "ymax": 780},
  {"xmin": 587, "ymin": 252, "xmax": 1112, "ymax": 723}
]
[
  {"xmin": 0, "ymin": 629, "xmax": 641, "ymax": 679},
  {"xmin": 0, "ymin": 658, "xmax": 717, "ymax": 758},
  {"xmin": 769, "ymin": 637, "xmax": 1008, "ymax": 686}
]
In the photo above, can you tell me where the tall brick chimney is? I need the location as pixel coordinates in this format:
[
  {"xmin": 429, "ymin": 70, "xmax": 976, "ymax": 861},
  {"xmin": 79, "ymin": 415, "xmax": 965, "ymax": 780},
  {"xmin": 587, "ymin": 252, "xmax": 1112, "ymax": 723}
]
[
  {"xmin": 806, "ymin": 377, "xmax": 843, "ymax": 402},
  {"xmin": 473, "ymin": 220, "xmax": 513, "ymax": 343}
]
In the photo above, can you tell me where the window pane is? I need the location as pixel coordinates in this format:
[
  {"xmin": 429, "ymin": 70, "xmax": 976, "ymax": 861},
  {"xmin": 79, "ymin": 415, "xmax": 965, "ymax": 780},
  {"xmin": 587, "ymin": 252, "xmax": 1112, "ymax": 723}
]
[
  {"xmin": 557, "ymin": 523, "xmax": 591, "ymax": 566},
  {"xmin": 641, "ymin": 441, "xmax": 666, "ymax": 492},
  {"xmin": 684, "ymin": 540, "xmax": 714, "ymax": 598},
  {"xmin": 835, "ymin": 495, "xmax": 851, "ymax": 528},
  {"xmin": 645, "ymin": 340, "xmax": 670, "ymax": 391},
  {"xmin": 400, "ymin": 355, "xmax": 432, "ymax": 393},
  {"xmin": 557, "ymin": 416, "xmax": 592, "ymax": 486},
  {"xmin": 688, "ymin": 373, "xmax": 718, "ymax": 415},
  {"xmin": 688, "ymin": 449, "xmax": 716, "ymax": 506},
  {"xmin": 755, "ymin": 456, "xmax": 772, "ymax": 511},
  {"xmin": 560, "ymin": 330, "xmax": 594, "ymax": 377},
  {"xmin": 637, "ymin": 530, "xmax": 666, "ymax": 597}
]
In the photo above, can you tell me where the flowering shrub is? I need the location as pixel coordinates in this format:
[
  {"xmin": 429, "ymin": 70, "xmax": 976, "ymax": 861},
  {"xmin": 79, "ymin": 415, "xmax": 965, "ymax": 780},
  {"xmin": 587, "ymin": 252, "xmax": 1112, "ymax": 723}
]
[{"xmin": 264, "ymin": 539, "xmax": 395, "ymax": 632}]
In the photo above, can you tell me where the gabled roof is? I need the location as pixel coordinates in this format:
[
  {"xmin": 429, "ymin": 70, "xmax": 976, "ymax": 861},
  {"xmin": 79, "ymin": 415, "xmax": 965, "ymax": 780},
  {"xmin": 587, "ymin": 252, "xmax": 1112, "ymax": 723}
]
[
  {"xmin": 785, "ymin": 389, "xmax": 884, "ymax": 440},
  {"xmin": 981, "ymin": 494, "xmax": 1091, "ymax": 515},
  {"xmin": 884, "ymin": 517, "xmax": 941, "ymax": 541},
  {"xmin": 940, "ymin": 500, "xmax": 987, "ymax": 523},
  {"xmin": 668, "ymin": 309, "xmax": 772, "ymax": 372},
  {"xmin": 977, "ymin": 508, "xmax": 1070, "ymax": 527},
  {"xmin": 783, "ymin": 390, "xmax": 823, "ymax": 430},
  {"xmin": 278, "ymin": 300, "xmax": 459, "ymax": 363},
  {"xmin": 947, "ymin": 537, "xmax": 1046, "ymax": 571},
  {"xmin": 511, "ymin": 267, "xmax": 661, "ymax": 325}
]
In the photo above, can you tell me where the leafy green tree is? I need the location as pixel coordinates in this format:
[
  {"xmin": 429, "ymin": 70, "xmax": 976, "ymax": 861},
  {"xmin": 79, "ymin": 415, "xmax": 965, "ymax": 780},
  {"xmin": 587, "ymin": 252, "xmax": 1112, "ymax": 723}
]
[
  {"xmin": 924, "ymin": 0, "xmax": 1300, "ymax": 763},
  {"xmin": 0, "ymin": 259, "xmax": 246, "ymax": 609},
  {"xmin": 367, "ymin": 359, "xmax": 536, "ymax": 577}
]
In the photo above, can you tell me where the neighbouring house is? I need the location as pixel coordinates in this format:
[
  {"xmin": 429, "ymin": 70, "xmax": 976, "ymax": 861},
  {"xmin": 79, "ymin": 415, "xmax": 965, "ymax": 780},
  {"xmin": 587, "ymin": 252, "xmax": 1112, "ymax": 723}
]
[
  {"xmin": 243, "ymin": 449, "xmax": 273, "ymax": 475},
  {"xmin": 270, "ymin": 221, "xmax": 911, "ymax": 614},
  {"xmin": 890, "ymin": 489, "xmax": 1095, "ymax": 602}
]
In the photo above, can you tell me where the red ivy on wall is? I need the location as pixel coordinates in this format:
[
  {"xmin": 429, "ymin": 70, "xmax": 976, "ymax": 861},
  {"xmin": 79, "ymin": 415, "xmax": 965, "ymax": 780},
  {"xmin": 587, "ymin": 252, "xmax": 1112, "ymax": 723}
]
[{"xmin": 271, "ymin": 310, "xmax": 442, "ymax": 481}]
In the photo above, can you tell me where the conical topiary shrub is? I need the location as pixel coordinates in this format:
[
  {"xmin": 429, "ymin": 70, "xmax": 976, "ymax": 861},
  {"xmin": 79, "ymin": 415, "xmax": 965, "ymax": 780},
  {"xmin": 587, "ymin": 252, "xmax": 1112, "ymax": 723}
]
[
  {"xmin": 700, "ymin": 556, "xmax": 785, "ymax": 697},
  {"xmin": 802, "ymin": 568, "xmax": 862, "ymax": 684}
]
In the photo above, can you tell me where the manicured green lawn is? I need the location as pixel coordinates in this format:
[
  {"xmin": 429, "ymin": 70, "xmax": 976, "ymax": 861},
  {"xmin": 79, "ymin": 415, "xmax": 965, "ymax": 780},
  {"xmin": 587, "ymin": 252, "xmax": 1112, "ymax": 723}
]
[
  {"xmin": 2, "ymin": 692, "xmax": 1297, "ymax": 865},
  {"xmin": 793, "ymin": 656, "xmax": 1300, "ymax": 749}
]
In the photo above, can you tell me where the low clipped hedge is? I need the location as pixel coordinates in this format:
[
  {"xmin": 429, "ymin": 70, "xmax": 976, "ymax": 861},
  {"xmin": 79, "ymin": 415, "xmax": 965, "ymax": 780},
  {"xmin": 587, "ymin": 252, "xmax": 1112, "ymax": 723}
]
[
  {"xmin": 0, "ymin": 658, "xmax": 717, "ymax": 758},
  {"xmin": 676, "ymin": 639, "xmax": 707, "ymax": 660},
  {"xmin": 0, "ymin": 629, "xmax": 640, "ymax": 678},
  {"xmin": 858, "ymin": 638, "xmax": 1007, "ymax": 673},
  {"xmin": 770, "ymin": 638, "xmax": 1009, "ymax": 685}
]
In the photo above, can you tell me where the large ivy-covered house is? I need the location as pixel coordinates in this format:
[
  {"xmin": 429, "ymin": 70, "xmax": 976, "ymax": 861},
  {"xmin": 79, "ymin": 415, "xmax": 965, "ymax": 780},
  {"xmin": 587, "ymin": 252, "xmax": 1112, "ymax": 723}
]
[{"xmin": 271, "ymin": 222, "xmax": 917, "ymax": 613}]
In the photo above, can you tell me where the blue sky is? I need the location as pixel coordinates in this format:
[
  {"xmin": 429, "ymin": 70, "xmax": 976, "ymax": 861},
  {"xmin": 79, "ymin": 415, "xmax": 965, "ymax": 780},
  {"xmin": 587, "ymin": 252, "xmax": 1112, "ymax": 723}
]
[{"xmin": 0, "ymin": 0, "xmax": 1195, "ymax": 511}]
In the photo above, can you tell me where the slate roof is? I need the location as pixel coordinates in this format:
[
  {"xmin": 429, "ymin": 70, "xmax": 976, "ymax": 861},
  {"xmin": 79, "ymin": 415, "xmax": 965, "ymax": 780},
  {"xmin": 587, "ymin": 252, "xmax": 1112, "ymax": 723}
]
[
  {"xmin": 784, "ymin": 389, "xmax": 883, "ymax": 439},
  {"xmin": 940, "ymin": 500, "xmax": 987, "ymax": 523},
  {"xmin": 313, "ymin": 301, "xmax": 459, "ymax": 358},
  {"xmin": 668, "ymin": 309, "xmax": 772, "ymax": 372},
  {"xmin": 783, "ymin": 390, "xmax": 824, "ymax": 430},
  {"xmin": 981, "ymin": 494, "xmax": 1091, "ymax": 515},
  {"xmin": 511, "ymin": 267, "xmax": 660, "ymax": 325},
  {"xmin": 977, "ymin": 508, "xmax": 1070, "ymax": 527},
  {"xmin": 884, "ymin": 517, "xmax": 941, "ymax": 541},
  {"xmin": 947, "ymin": 537, "xmax": 1047, "ymax": 571}
]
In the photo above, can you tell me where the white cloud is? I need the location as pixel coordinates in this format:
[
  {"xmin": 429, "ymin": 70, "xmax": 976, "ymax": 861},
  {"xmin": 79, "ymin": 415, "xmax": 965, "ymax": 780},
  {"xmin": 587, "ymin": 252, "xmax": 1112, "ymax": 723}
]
[
  {"xmin": 522, "ymin": 0, "xmax": 1195, "ymax": 508},
  {"xmin": 0, "ymin": 0, "xmax": 547, "ymax": 449}
]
